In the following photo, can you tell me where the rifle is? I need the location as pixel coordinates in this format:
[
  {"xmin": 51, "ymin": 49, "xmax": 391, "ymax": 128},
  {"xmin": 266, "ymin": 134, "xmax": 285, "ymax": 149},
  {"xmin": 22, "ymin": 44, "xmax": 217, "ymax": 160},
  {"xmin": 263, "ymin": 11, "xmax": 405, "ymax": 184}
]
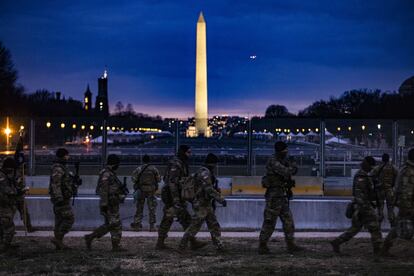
[
  {"xmin": 212, "ymin": 178, "xmax": 219, "ymax": 211},
  {"xmin": 72, "ymin": 162, "xmax": 83, "ymax": 206}
]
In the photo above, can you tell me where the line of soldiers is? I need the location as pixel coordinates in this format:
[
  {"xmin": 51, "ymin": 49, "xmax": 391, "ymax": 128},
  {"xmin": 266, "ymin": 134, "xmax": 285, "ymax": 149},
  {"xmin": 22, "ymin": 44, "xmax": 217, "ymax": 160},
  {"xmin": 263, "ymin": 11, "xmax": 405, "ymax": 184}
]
[{"xmin": 1, "ymin": 142, "xmax": 413, "ymax": 257}]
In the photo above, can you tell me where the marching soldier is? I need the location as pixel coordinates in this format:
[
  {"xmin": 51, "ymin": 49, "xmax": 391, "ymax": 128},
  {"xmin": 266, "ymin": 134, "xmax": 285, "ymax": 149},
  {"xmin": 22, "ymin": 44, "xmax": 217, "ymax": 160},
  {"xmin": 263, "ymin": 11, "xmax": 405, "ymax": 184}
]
[
  {"xmin": 370, "ymin": 153, "xmax": 398, "ymax": 226},
  {"xmin": 156, "ymin": 145, "xmax": 206, "ymax": 250},
  {"xmin": 131, "ymin": 155, "xmax": 161, "ymax": 232},
  {"xmin": 258, "ymin": 141, "xmax": 304, "ymax": 254},
  {"xmin": 84, "ymin": 154, "xmax": 127, "ymax": 251},
  {"xmin": 330, "ymin": 156, "xmax": 383, "ymax": 256},
  {"xmin": 49, "ymin": 148, "xmax": 75, "ymax": 250},
  {"xmin": 381, "ymin": 149, "xmax": 414, "ymax": 256},
  {"xmin": 178, "ymin": 153, "xmax": 227, "ymax": 252},
  {"xmin": 0, "ymin": 157, "xmax": 18, "ymax": 252}
]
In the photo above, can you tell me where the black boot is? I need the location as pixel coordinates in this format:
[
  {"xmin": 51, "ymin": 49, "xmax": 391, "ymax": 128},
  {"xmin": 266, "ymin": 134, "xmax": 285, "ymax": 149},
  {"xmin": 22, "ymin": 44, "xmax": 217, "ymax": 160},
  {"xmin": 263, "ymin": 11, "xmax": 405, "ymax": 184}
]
[
  {"xmin": 112, "ymin": 240, "xmax": 127, "ymax": 252},
  {"xmin": 258, "ymin": 242, "xmax": 270, "ymax": 255},
  {"xmin": 155, "ymin": 236, "xmax": 170, "ymax": 250},
  {"xmin": 330, "ymin": 239, "xmax": 341, "ymax": 254},
  {"xmin": 190, "ymin": 238, "xmax": 207, "ymax": 251},
  {"xmin": 286, "ymin": 240, "xmax": 305, "ymax": 253}
]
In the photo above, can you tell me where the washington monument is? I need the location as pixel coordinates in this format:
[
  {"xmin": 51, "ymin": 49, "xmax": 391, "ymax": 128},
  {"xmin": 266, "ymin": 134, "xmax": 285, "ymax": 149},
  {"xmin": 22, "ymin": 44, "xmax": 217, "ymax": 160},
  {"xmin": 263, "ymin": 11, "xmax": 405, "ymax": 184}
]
[{"xmin": 195, "ymin": 11, "xmax": 209, "ymax": 136}]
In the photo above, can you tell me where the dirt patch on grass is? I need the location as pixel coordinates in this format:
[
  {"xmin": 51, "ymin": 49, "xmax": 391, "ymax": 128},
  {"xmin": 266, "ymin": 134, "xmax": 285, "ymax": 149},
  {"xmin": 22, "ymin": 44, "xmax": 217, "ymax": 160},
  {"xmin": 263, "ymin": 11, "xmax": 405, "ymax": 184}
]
[{"xmin": 1, "ymin": 236, "xmax": 413, "ymax": 275}]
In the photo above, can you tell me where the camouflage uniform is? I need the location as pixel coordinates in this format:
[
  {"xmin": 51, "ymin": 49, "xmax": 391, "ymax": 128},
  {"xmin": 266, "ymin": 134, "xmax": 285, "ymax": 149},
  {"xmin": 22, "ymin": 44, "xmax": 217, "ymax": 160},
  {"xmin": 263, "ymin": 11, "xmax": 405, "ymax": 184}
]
[
  {"xmin": 371, "ymin": 162, "xmax": 398, "ymax": 225},
  {"xmin": 49, "ymin": 161, "xmax": 75, "ymax": 247},
  {"xmin": 157, "ymin": 157, "xmax": 204, "ymax": 249},
  {"xmin": 332, "ymin": 169, "xmax": 382, "ymax": 253},
  {"xmin": 179, "ymin": 166, "xmax": 225, "ymax": 250},
  {"xmin": 86, "ymin": 166, "xmax": 125, "ymax": 249},
  {"xmin": 382, "ymin": 160, "xmax": 414, "ymax": 252},
  {"xmin": 131, "ymin": 164, "xmax": 160, "ymax": 228},
  {"xmin": 258, "ymin": 155, "xmax": 299, "ymax": 251},
  {"xmin": 0, "ymin": 169, "xmax": 18, "ymax": 249}
]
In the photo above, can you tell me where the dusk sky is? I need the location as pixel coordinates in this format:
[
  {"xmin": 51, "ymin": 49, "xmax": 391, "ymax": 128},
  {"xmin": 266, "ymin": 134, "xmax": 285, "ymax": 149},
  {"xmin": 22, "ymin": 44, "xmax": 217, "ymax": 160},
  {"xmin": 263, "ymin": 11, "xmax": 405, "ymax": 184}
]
[{"xmin": 1, "ymin": 0, "xmax": 413, "ymax": 118}]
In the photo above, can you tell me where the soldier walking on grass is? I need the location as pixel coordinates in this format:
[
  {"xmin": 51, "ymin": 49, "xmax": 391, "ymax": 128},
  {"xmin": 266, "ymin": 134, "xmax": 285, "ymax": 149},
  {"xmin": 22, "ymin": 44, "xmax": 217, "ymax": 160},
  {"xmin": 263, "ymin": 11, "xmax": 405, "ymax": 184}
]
[
  {"xmin": 178, "ymin": 153, "xmax": 227, "ymax": 253},
  {"xmin": 156, "ymin": 145, "xmax": 206, "ymax": 250},
  {"xmin": 370, "ymin": 153, "xmax": 398, "ymax": 226},
  {"xmin": 258, "ymin": 141, "xmax": 304, "ymax": 254},
  {"xmin": 49, "ymin": 148, "xmax": 75, "ymax": 250},
  {"xmin": 84, "ymin": 154, "xmax": 128, "ymax": 252},
  {"xmin": 330, "ymin": 156, "xmax": 383, "ymax": 256},
  {"xmin": 131, "ymin": 154, "xmax": 161, "ymax": 232},
  {"xmin": 381, "ymin": 148, "xmax": 414, "ymax": 256},
  {"xmin": 0, "ymin": 158, "xmax": 19, "ymax": 252}
]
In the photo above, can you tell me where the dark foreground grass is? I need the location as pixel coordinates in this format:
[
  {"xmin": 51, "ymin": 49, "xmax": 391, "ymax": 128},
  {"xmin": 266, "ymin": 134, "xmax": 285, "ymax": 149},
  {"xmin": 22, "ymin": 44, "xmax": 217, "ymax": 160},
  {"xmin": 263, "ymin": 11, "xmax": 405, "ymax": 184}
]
[{"xmin": 1, "ymin": 237, "xmax": 413, "ymax": 275}]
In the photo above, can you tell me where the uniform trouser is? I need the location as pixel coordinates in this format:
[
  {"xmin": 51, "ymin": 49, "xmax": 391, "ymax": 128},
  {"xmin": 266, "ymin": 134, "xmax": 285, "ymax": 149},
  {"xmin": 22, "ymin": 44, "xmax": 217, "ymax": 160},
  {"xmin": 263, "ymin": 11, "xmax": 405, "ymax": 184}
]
[
  {"xmin": 377, "ymin": 188, "xmax": 395, "ymax": 225},
  {"xmin": 89, "ymin": 204, "xmax": 122, "ymax": 245},
  {"xmin": 16, "ymin": 196, "xmax": 32, "ymax": 229},
  {"xmin": 334, "ymin": 208, "xmax": 382, "ymax": 249},
  {"xmin": 53, "ymin": 202, "xmax": 74, "ymax": 239},
  {"xmin": 133, "ymin": 192, "xmax": 157, "ymax": 225},
  {"xmin": 383, "ymin": 211, "xmax": 414, "ymax": 249},
  {"xmin": 182, "ymin": 205, "xmax": 222, "ymax": 248},
  {"xmin": 259, "ymin": 196, "xmax": 295, "ymax": 244},
  {"xmin": 0, "ymin": 205, "xmax": 16, "ymax": 245},
  {"xmin": 158, "ymin": 202, "xmax": 192, "ymax": 238}
]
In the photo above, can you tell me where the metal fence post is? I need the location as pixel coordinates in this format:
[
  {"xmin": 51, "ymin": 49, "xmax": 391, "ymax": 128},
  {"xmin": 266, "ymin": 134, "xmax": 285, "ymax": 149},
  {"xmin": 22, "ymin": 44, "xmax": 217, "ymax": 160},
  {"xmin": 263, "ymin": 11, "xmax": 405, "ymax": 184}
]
[
  {"xmin": 319, "ymin": 120, "xmax": 326, "ymax": 178},
  {"xmin": 102, "ymin": 119, "xmax": 107, "ymax": 168},
  {"xmin": 247, "ymin": 118, "xmax": 253, "ymax": 176},
  {"xmin": 175, "ymin": 120, "xmax": 179, "ymax": 154},
  {"xmin": 29, "ymin": 119, "xmax": 35, "ymax": 176},
  {"xmin": 392, "ymin": 120, "xmax": 398, "ymax": 166}
]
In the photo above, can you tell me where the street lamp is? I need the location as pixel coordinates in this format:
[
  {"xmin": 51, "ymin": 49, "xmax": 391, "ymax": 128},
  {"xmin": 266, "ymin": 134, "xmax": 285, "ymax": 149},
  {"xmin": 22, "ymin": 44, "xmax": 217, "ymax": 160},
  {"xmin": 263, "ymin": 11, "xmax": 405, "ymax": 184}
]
[
  {"xmin": 46, "ymin": 122, "xmax": 51, "ymax": 128},
  {"xmin": 377, "ymin": 124, "xmax": 381, "ymax": 130}
]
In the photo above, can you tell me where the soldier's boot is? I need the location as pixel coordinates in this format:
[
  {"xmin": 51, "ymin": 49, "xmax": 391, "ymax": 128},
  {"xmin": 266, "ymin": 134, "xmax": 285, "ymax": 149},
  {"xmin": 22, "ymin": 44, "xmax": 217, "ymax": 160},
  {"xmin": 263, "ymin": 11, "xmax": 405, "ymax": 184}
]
[
  {"xmin": 330, "ymin": 239, "xmax": 341, "ymax": 254},
  {"xmin": 258, "ymin": 242, "xmax": 271, "ymax": 255},
  {"xmin": 178, "ymin": 236, "xmax": 189, "ymax": 254},
  {"xmin": 149, "ymin": 224, "xmax": 157, "ymax": 232},
  {"xmin": 51, "ymin": 233, "xmax": 64, "ymax": 250},
  {"xmin": 111, "ymin": 240, "xmax": 127, "ymax": 252},
  {"xmin": 286, "ymin": 240, "xmax": 305, "ymax": 253},
  {"xmin": 190, "ymin": 237, "xmax": 208, "ymax": 251},
  {"xmin": 84, "ymin": 234, "xmax": 94, "ymax": 251},
  {"xmin": 380, "ymin": 242, "xmax": 394, "ymax": 257},
  {"xmin": 155, "ymin": 236, "xmax": 170, "ymax": 250},
  {"xmin": 130, "ymin": 222, "xmax": 142, "ymax": 232}
]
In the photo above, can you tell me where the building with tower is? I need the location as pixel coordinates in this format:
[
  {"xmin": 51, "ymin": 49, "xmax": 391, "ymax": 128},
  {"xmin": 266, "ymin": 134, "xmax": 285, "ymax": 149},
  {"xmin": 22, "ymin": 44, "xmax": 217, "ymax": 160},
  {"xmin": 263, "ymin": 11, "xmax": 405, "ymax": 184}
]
[
  {"xmin": 187, "ymin": 12, "xmax": 212, "ymax": 138},
  {"xmin": 95, "ymin": 69, "xmax": 109, "ymax": 117},
  {"xmin": 84, "ymin": 84, "xmax": 92, "ymax": 111}
]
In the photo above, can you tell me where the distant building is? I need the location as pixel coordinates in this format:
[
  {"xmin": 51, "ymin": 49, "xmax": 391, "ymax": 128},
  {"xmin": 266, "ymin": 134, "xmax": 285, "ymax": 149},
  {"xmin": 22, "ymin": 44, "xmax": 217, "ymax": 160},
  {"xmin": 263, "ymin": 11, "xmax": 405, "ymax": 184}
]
[
  {"xmin": 399, "ymin": 76, "xmax": 414, "ymax": 96},
  {"xmin": 95, "ymin": 70, "xmax": 109, "ymax": 117},
  {"xmin": 84, "ymin": 84, "xmax": 92, "ymax": 111}
]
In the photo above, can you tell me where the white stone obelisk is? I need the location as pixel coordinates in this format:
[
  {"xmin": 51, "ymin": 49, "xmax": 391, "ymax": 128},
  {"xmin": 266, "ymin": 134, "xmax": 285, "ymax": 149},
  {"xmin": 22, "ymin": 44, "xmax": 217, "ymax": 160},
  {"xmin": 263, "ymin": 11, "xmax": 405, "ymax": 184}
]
[{"xmin": 195, "ymin": 12, "xmax": 208, "ymax": 136}]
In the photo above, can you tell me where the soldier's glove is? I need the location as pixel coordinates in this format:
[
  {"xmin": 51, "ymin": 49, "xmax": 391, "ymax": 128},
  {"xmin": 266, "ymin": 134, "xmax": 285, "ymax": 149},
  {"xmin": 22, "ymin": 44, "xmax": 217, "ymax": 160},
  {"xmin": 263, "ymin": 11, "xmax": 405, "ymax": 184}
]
[{"xmin": 221, "ymin": 199, "xmax": 227, "ymax": 207}]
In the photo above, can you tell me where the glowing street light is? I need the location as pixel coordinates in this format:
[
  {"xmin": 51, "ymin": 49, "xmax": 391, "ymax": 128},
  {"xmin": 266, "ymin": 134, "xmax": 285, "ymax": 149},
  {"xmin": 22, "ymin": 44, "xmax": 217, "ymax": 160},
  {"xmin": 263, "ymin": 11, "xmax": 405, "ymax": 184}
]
[
  {"xmin": 362, "ymin": 125, "xmax": 366, "ymax": 131},
  {"xmin": 72, "ymin": 124, "xmax": 77, "ymax": 129},
  {"xmin": 377, "ymin": 124, "xmax": 381, "ymax": 130},
  {"xmin": 60, "ymin": 123, "xmax": 65, "ymax": 129},
  {"xmin": 90, "ymin": 125, "xmax": 94, "ymax": 130},
  {"xmin": 81, "ymin": 125, "xmax": 86, "ymax": 130},
  {"xmin": 20, "ymin": 125, "xmax": 25, "ymax": 130},
  {"xmin": 46, "ymin": 122, "xmax": 51, "ymax": 128}
]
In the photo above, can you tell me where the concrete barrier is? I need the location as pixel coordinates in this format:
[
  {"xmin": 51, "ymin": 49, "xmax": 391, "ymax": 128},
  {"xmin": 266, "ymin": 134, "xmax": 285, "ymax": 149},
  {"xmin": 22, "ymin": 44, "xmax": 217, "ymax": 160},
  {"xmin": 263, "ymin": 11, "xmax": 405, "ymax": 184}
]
[
  {"xmin": 231, "ymin": 176, "xmax": 324, "ymax": 196},
  {"xmin": 24, "ymin": 176, "xmax": 233, "ymax": 196},
  {"xmin": 15, "ymin": 196, "xmax": 390, "ymax": 231}
]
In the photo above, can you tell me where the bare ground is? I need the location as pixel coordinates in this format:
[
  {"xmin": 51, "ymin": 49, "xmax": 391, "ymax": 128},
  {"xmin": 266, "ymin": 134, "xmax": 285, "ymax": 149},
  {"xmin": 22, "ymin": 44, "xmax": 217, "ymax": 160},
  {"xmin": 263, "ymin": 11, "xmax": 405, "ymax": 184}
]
[{"xmin": 1, "ymin": 236, "xmax": 414, "ymax": 275}]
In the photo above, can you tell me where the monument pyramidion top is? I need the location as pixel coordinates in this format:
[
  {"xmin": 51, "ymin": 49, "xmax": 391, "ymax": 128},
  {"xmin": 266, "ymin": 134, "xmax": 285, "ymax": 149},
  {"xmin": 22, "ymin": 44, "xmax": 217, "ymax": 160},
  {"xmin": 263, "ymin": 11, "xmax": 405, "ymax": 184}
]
[{"xmin": 198, "ymin": 11, "xmax": 205, "ymax": 23}]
